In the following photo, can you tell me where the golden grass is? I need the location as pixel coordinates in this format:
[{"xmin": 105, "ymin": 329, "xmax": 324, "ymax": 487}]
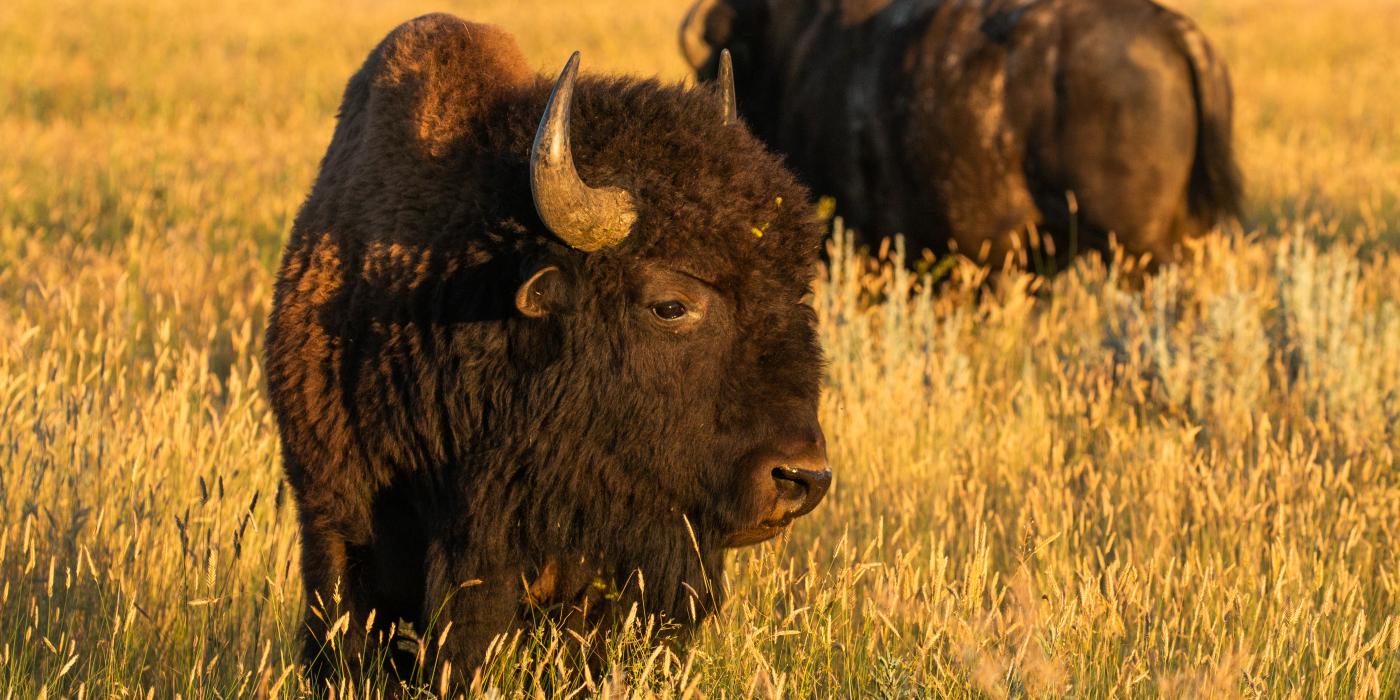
[{"xmin": 1, "ymin": 0, "xmax": 1398, "ymax": 696}]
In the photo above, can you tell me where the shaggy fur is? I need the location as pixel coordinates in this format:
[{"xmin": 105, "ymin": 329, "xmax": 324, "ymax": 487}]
[
  {"xmin": 684, "ymin": 0, "xmax": 1243, "ymax": 267},
  {"xmin": 266, "ymin": 14, "xmax": 826, "ymax": 681}
]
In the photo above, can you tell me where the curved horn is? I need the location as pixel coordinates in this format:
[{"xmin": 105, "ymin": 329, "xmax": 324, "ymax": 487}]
[
  {"xmin": 718, "ymin": 49, "xmax": 738, "ymax": 126},
  {"xmin": 531, "ymin": 52, "xmax": 637, "ymax": 252},
  {"xmin": 680, "ymin": 0, "xmax": 721, "ymax": 71}
]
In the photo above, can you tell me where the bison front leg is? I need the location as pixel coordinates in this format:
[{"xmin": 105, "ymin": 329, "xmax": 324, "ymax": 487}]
[
  {"xmin": 296, "ymin": 519, "xmax": 384, "ymax": 685},
  {"xmin": 417, "ymin": 539, "xmax": 523, "ymax": 685}
]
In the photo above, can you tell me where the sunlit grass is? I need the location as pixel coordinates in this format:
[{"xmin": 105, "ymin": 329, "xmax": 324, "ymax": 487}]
[{"xmin": 1, "ymin": 0, "xmax": 1398, "ymax": 696}]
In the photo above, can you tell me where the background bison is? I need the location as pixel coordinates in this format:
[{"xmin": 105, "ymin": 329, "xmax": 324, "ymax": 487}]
[
  {"xmin": 265, "ymin": 14, "xmax": 830, "ymax": 680},
  {"xmin": 682, "ymin": 0, "xmax": 1244, "ymax": 268}
]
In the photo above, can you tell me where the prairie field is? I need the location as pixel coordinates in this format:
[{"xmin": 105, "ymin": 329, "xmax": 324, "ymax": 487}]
[{"xmin": 2, "ymin": 0, "xmax": 1399, "ymax": 696}]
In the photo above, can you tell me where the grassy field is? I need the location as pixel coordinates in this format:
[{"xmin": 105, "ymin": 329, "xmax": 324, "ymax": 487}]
[{"xmin": 2, "ymin": 0, "xmax": 1398, "ymax": 696}]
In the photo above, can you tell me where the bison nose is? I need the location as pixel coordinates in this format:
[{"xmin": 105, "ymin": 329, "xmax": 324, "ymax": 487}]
[{"xmin": 771, "ymin": 464, "xmax": 832, "ymax": 519}]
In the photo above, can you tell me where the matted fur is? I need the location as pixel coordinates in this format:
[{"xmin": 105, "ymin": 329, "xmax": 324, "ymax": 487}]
[{"xmin": 266, "ymin": 13, "xmax": 826, "ymax": 680}]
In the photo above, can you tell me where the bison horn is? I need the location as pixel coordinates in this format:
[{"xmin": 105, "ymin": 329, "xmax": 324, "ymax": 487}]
[
  {"xmin": 718, "ymin": 49, "xmax": 738, "ymax": 126},
  {"xmin": 531, "ymin": 52, "xmax": 637, "ymax": 252},
  {"xmin": 680, "ymin": 0, "xmax": 721, "ymax": 72}
]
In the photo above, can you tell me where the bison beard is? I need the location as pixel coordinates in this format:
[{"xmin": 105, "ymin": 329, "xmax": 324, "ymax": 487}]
[{"xmin": 265, "ymin": 14, "xmax": 830, "ymax": 685}]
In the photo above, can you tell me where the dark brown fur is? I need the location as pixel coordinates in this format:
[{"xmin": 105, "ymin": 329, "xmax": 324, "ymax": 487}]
[
  {"xmin": 685, "ymin": 0, "xmax": 1243, "ymax": 268},
  {"xmin": 266, "ymin": 14, "xmax": 827, "ymax": 683}
]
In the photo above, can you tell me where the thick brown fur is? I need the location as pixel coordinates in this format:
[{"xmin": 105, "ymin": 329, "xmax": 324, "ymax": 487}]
[
  {"xmin": 266, "ymin": 14, "xmax": 827, "ymax": 684},
  {"xmin": 685, "ymin": 0, "xmax": 1243, "ymax": 268}
]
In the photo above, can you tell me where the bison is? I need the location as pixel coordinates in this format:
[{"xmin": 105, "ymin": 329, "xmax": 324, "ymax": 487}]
[
  {"xmin": 266, "ymin": 14, "xmax": 831, "ymax": 682},
  {"xmin": 681, "ymin": 0, "xmax": 1243, "ymax": 268}
]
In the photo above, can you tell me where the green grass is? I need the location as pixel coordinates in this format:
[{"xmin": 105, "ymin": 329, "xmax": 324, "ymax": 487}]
[{"xmin": 1, "ymin": 0, "xmax": 1398, "ymax": 696}]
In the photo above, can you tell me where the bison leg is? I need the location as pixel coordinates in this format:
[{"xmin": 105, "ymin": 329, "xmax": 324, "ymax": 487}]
[
  {"xmin": 418, "ymin": 538, "xmax": 523, "ymax": 683},
  {"xmin": 296, "ymin": 513, "xmax": 402, "ymax": 685},
  {"xmin": 296, "ymin": 523, "xmax": 362, "ymax": 678}
]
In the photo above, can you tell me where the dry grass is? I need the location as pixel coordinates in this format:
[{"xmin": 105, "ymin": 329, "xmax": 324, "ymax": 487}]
[{"xmin": 1, "ymin": 0, "xmax": 1398, "ymax": 696}]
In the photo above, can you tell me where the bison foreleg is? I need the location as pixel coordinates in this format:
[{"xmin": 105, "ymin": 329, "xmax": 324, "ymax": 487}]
[
  {"xmin": 296, "ymin": 522, "xmax": 391, "ymax": 686},
  {"xmin": 417, "ymin": 539, "xmax": 524, "ymax": 687}
]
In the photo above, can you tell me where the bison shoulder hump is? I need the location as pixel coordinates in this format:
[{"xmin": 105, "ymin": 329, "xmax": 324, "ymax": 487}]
[{"xmin": 355, "ymin": 14, "xmax": 533, "ymax": 156}]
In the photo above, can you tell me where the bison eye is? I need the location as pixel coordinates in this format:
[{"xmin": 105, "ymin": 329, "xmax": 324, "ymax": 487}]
[{"xmin": 651, "ymin": 300, "xmax": 688, "ymax": 321}]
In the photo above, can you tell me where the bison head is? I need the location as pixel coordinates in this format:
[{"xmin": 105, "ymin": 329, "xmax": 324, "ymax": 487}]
[
  {"xmin": 680, "ymin": 0, "xmax": 831, "ymax": 139},
  {"xmin": 498, "ymin": 53, "xmax": 830, "ymax": 596},
  {"xmin": 680, "ymin": 0, "xmax": 770, "ymax": 81}
]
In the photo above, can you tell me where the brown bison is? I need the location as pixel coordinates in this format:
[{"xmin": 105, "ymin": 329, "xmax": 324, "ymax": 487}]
[
  {"xmin": 266, "ymin": 14, "xmax": 831, "ymax": 681},
  {"xmin": 681, "ymin": 0, "xmax": 1243, "ymax": 268}
]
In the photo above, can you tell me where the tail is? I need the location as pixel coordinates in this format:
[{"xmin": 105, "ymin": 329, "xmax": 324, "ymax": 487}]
[{"xmin": 1160, "ymin": 6, "xmax": 1244, "ymax": 226}]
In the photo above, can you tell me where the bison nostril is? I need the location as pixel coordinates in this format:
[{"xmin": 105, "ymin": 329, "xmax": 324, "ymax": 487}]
[
  {"xmin": 772, "ymin": 467, "xmax": 809, "ymax": 501},
  {"xmin": 771, "ymin": 465, "xmax": 832, "ymax": 518}
]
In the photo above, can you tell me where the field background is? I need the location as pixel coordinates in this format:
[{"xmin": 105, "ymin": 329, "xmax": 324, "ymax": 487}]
[{"xmin": 2, "ymin": 0, "xmax": 1399, "ymax": 696}]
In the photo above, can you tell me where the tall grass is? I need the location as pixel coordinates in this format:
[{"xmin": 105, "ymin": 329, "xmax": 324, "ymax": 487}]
[{"xmin": 1, "ymin": 0, "xmax": 1398, "ymax": 696}]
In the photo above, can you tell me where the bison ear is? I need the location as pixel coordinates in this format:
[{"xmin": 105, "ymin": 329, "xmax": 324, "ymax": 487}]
[{"xmin": 515, "ymin": 265, "xmax": 570, "ymax": 318}]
